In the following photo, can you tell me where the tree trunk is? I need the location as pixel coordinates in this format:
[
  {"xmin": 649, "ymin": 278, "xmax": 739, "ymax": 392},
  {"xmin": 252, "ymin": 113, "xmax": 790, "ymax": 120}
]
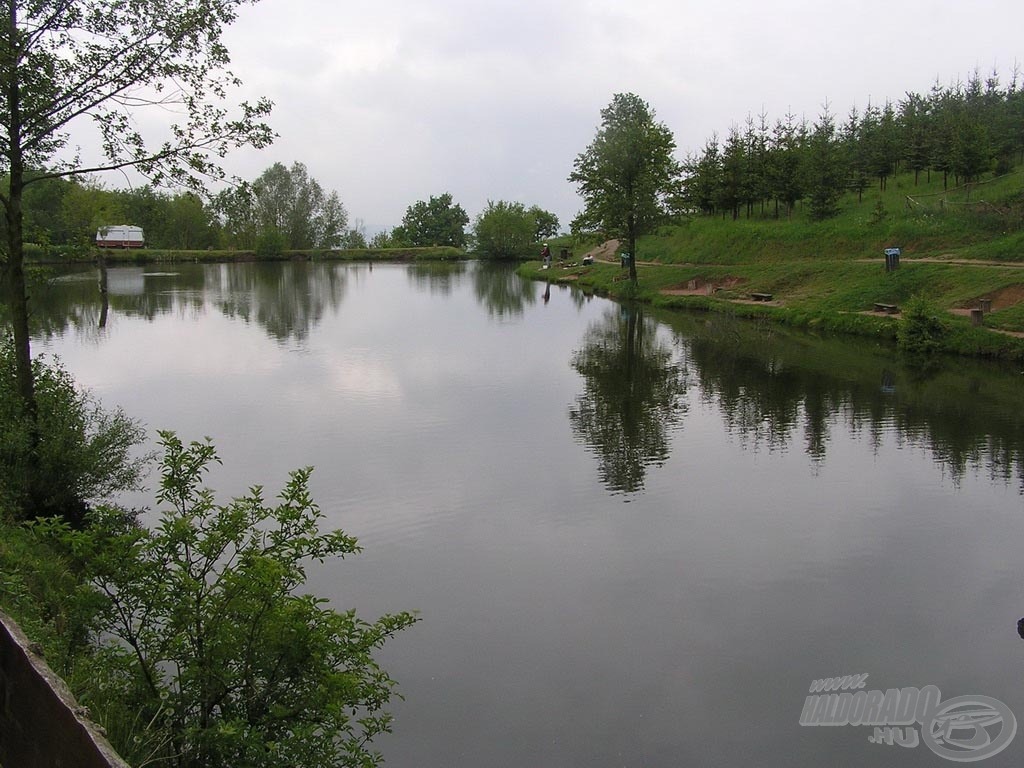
[
  {"xmin": 5, "ymin": 239, "xmax": 34, "ymax": 411},
  {"xmin": 3, "ymin": 4, "xmax": 41, "ymax": 516},
  {"xmin": 3, "ymin": 182, "xmax": 42, "ymax": 517},
  {"xmin": 627, "ymin": 217, "xmax": 637, "ymax": 284},
  {"xmin": 98, "ymin": 256, "xmax": 109, "ymax": 328}
]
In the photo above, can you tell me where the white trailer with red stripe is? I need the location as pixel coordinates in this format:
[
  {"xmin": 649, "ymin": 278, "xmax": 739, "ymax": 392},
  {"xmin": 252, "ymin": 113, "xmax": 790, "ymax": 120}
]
[{"xmin": 95, "ymin": 225, "xmax": 145, "ymax": 248}]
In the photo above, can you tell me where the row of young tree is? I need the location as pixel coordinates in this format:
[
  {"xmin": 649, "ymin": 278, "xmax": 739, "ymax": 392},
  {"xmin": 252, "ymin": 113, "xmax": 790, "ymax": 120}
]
[{"xmin": 683, "ymin": 67, "xmax": 1024, "ymax": 221}]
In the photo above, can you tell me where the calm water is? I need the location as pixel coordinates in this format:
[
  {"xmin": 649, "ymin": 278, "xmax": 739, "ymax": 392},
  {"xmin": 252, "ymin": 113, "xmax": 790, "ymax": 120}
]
[{"xmin": 29, "ymin": 261, "xmax": 1024, "ymax": 767}]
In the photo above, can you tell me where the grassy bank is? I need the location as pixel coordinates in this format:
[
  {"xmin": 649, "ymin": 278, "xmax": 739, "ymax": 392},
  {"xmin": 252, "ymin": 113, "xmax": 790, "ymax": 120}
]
[
  {"xmin": 520, "ymin": 170, "xmax": 1024, "ymax": 361},
  {"xmin": 519, "ymin": 258, "xmax": 1024, "ymax": 360},
  {"xmin": 27, "ymin": 244, "xmax": 468, "ymax": 264}
]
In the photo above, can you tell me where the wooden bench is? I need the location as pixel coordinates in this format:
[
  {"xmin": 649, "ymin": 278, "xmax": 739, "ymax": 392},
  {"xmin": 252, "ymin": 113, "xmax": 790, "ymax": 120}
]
[
  {"xmin": 873, "ymin": 302, "xmax": 899, "ymax": 314},
  {"xmin": 750, "ymin": 292, "xmax": 773, "ymax": 302}
]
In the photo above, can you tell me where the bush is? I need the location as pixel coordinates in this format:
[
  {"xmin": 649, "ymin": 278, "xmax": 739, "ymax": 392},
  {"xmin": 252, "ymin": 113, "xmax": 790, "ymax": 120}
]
[
  {"xmin": 897, "ymin": 295, "xmax": 949, "ymax": 356},
  {"xmin": 46, "ymin": 432, "xmax": 418, "ymax": 768},
  {"xmin": 255, "ymin": 228, "xmax": 286, "ymax": 257},
  {"xmin": 0, "ymin": 519, "xmax": 107, "ymax": 672},
  {"xmin": 0, "ymin": 337, "xmax": 147, "ymax": 523}
]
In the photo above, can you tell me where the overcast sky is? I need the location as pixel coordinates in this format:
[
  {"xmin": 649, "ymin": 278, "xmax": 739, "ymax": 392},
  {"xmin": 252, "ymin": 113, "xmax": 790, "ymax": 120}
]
[{"xmin": 212, "ymin": 0, "xmax": 1022, "ymax": 234}]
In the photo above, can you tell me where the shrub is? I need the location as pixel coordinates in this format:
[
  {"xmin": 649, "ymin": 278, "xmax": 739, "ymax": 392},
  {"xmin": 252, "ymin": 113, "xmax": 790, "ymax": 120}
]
[
  {"xmin": 0, "ymin": 337, "xmax": 147, "ymax": 523},
  {"xmin": 47, "ymin": 432, "xmax": 418, "ymax": 768},
  {"xmin": 255, "ymin": 228, "xmax": 286, "ymax": 257},
  {"xmin": 897, "ymin": 295, "xmax": 949, "ymax": 356}
]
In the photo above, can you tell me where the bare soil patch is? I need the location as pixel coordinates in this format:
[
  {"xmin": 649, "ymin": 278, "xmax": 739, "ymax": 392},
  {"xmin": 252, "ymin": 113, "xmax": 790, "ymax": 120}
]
[
  {"xmin": 981, "ymin": 284, "xmax": 1024, "ymax": 310},
  {"xmin": 950, "ymin": 284, "xmax": 1024, "ymax": 314},
  {"xmin": 661, "ymin": 276, "xmax": 746, "ymax": 296}
]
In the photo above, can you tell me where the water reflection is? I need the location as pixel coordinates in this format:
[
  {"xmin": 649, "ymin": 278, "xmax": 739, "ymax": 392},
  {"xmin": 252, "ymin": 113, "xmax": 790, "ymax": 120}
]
[
  {"xmin": 19, "ymin": 262, "xmax": 1024, "ymax": 767},
  {"xmin": 27, "ymin": 262, "xmax": 353, "ymax": 344},
  {"xmin": 569, "ymin": 305, "xmax": 689, "ymax": 494},
  {"xmin": 205, "ymin": 262, "xmax": 350, "ymax": 343},
  {"xmin": 471, "ymin": 261, "xmax": 536, "ymax": 320},
  {"xmin": 30, "ymin": 266, "xmax": 206, "ymax": 336},
  {"xmin": 16, "ymin": 262, "xmax": 1024, "ymax": 493},
  {"xmin": 27, "ymin": 261, "xmax": 535, "ymax": 340},
  {"xmin": 668, "ymin": 311, "xmax": 1024, "ymax": 491},
  {"xmin": 406, "ymin": 261, "xmax": 467, "ymax": 296}
]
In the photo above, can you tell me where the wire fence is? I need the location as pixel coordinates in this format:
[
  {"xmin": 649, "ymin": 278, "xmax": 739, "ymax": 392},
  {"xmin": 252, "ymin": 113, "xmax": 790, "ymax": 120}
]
[{"xmin": 905, "ymin": 170, "xmax": 1022, "ymax": 215}]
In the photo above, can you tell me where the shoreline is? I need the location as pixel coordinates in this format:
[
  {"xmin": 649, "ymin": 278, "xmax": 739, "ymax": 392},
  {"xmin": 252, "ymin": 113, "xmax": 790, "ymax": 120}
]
[{"xmin": 517, "ymin": 257, "xmax": 1024, "ymax": 363}]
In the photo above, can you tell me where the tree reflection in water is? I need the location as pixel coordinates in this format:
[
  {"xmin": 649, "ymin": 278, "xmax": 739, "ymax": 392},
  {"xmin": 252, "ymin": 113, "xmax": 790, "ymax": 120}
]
[
  {"xmin": 406, "ymin": 261, "xmax": 467, "ymax": 296},
  {"xmin": 209, "ymin": 261, "xmax": 352, "ymax": 343},
  {"xmin": 673, "ymin": 310, "xmax": 1024, "ymax": 492},
  {"xmin": 472, "ymin": 261, "xmax": 537, "ymax": 320},
  {"xmin": 569, "ymin": 305, "xmax": 689, "ymax": 494}
]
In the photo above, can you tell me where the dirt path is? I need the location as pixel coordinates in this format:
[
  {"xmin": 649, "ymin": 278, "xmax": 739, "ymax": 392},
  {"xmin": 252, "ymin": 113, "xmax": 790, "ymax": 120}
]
[
  {"xmin": 581, "ymin": 239, "xmax": 620, "ymax": 263},
  {"xmin": 856, "ymin": 257, "xmax": 1024, "ymax": 269},
  {"xmin": 579, "ymin": 239, "xmax": 664, "ymax": 267}
]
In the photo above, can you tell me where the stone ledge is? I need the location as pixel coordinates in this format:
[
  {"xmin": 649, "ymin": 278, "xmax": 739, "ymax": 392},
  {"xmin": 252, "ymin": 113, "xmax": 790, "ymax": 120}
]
[{"xmin": 0, "ymin": 610, "xmax": 129, "ymax": 768}]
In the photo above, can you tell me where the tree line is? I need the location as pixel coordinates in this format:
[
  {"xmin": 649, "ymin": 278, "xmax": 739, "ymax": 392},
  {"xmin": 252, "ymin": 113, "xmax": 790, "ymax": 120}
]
[
  {"xmin": 12, "ymin": 161, "xmax": 351, "ymax": 253},
  {"xmin": 681, "ymin": 67, "xmax": 1024, "ymax": 222},
  {"xmin": 13, "ymin": 168, "xmax": 561, "ymax": 257}
]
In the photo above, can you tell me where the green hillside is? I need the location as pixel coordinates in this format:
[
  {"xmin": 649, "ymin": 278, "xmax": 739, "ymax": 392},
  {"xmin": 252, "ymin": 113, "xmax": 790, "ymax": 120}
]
[
  {"xmin": 531, "ymin": 169, "xmax": 1024, "ymax": 360},
  {"xmin": 642, "ymin": 169, "xmax": 1024, "ymax": 265}
]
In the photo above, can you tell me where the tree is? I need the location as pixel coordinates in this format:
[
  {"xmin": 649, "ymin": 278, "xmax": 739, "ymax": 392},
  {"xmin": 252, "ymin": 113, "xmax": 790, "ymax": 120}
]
[
  {"xmin": 570, "ymin": 93, "xmax": 682, "ymax": 282},
  {"xmin": 682, "ymin": 135, "xmax": 722, "ymax": 216},
  {"xmin": 252, "ymin": 162, "xmax": 347, "ymax": 250},
  {"xmin": 748, "ymin": 110, "xmax": 772, "ymax": 216},
  {"xmin": 953, "ymin": 115, "xmax": 992, "ymax": 185},
  {"xmin": 399, "ymin": 193, "xmax": 469, "ymax": 248},
  {"xmin": 339, "ymin": 218, "xmax": 368, "ymax": 249},
  {"xmin": 803, "ymin": 104, "xmax": 846, "ymax": 222},
  {"xmin": 929, "ymin": 80, "xmax": 959, "ymax": 189},
  {"xmin": 162, "ymin": 191, "xmax": 217, "ymax": 250},
  {"xmin": 899, "ymin": 92, "xmax": 932, "ymax": 185},
  {"xmin": 17, "ymin": 172, "xmax": 71, "ymax": 247},
  {"xmin": 213, "ymin": 183, "xmax": 260, "ymax": 250},
  {"xmin": 473, "ymin": 200, "xmax": 536, "ymax": 258},
  {"xmin": 113, "ymin": 185, "xmax": 165, "ymax": 247},
  {"xmin": 718, "ymin": 124, "xmax": 745, "ymax": 220},
  {"xmin": 368, "ymin": 229, "xmax": 400, "ymax": 249},
  {"xmin": 48, "ymin": 432, "xmax": 417, "ymax": 767},
  {"xmin": 1, "ymin": 0, "xmax": 273, "ymax": 519},
  {"xmin": 527, "ymin": 205, "xmax": 559, "ymax": 241},
  {"xmin": 841, "ymin": 106, "xmax": 870, "ymax": 203},
  {"xmin": 767, "ymin": 112, "xmax": 805, "ymax": 219},
  {"xmin": 59, "ymin": 177, "xmax": 125, "ymax": 249}
]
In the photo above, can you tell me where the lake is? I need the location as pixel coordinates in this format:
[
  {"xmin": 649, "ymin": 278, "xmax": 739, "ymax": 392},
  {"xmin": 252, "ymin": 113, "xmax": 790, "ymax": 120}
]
[{"xmin": 30, "ymin": 260, "xmax": 1024, "ymax": 767}]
